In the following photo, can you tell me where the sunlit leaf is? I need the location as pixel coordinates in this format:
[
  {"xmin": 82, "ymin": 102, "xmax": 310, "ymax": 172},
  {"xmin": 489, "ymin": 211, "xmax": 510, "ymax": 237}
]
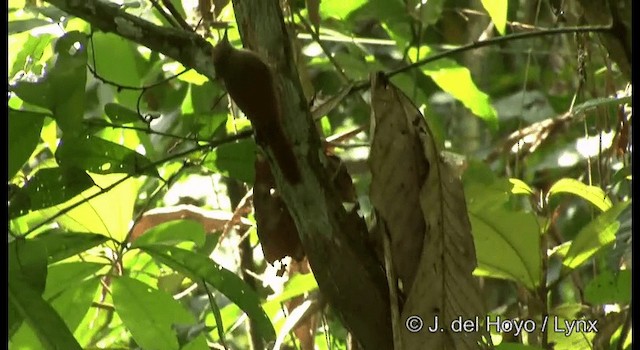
[
  {"xmin": 112, "ymin": 276, "xmax": 194, "ymax": 350},
  {"xmin": 563, "ymin": 202, "xmax": 630, "ymax": 269},
  {"xmin": 480, "ymin": 0, "xmax": 508, "ymax": 35},
  {"xmin": 547, "ymin": 178, "xmax": 612, "ymax": 212},
  {"xmin": 139, "ymin": 245, "xmax": 276, "ymax": 342},
  {"xmin": 132, "ymin": 219, "xmax": 206, "ymax": 248}
]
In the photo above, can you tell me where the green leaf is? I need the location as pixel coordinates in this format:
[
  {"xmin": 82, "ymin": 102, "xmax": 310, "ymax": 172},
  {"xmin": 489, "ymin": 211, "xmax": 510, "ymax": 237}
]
[
  {"xmin": 204, "ymin": 140, "xmax": 256, "ymax": 183},
  {"xmin": 9, "ymin": 239, "xmax": 48, "ymax": 294},
  {"xmin": 547, "ymin": 178, "xmax": 612, "ymax": 212},
  {"xmin": 9, "ymin": 19, "xmax": 53, "ymax": 34},
  {"xmin": 496, "ymin": 343, "xmax": 545, "ymax": 350},
  {"xmin": 320, "ymin": 0, "xmax": 367, "ymax": 19},
  {"xmin": 9, "ymin": 33, "xmax": 54, "ymax": 79},
  {"xmin": 91, "ymin": 32, "xmax": 143, "ymax": 109},
  {"xmin": 509, "ymin": 178, "xmax": 534, "ymax": 196},
  {"xmin": 420, "ymin": 0, "xmax": 445, "ymax": 26},
  {"xmin": 410, "ymin": 46, "xmax": 498, "ymax": 129},
  {"xmin": 140, "ymin": 245, "xmax": 276, "ymax": 342},
  {"xmin": 9, "ymin": 167, "xmax": 96, "ymax": 218},
  {"xmin": 44, "ymin": 262, "xmax": 107, "ymax": 300},
  {"xmin": 11, "ymin": 31, "xmax": 88, "ymax": 135},
  {"xmin": 112, "ymin": 276, "xmax": 195, "ymax": 350},
  {"xmin": 9, "ymin": 276, "xmax": 82, "ymax": 350},
  {"xmin": 132, "ymin": 219, "xmax": 206, "ymax": 248},
  {"xmin": 50, "ymin": 174, "xmax": 141, "ymax": 241},
  {"xmin": 480, "ymin": 0, "xmax": 508, "ymax": 35},
  {"xmin": 9, "ymin": 238, "xmax": 48, "ymax": 337},
  {"xmin": 584, "ymin": 270, "xmax": 631, "ymax": 304},
  {"xmin": 11, "ymin": 278, "xmax": 100, "ymax": 349},
  {"xmin": 563, "ymin": 202, "xmax": 630, "ymax": 269},
  {"xmin": 104, "ymin": 103, "xmax": 142, "ymax": 124},
  {"xmin": 56, "ymin": 135, "xmax": 158, "ymax": 177},
  {"xmin": 32, "ymin": 229, "xmax": 110, "ymax": 263},
  {"xmin": 470, "ymin": 207, "xmax": 541, "ymax": 289},
  {"xmin": 8, "ymin": 109, "xmax": 47, "ymax": 179}
]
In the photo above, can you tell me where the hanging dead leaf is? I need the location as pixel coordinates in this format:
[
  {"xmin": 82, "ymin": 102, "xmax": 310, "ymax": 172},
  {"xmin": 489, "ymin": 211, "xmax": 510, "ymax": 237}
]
[
  {"xmin": 369, "ymin": 72, "xmax": 488, "ymax": 349},
  {"xmin": 254, "ymin": 157, "xmax": 305, "ymax": 263}
]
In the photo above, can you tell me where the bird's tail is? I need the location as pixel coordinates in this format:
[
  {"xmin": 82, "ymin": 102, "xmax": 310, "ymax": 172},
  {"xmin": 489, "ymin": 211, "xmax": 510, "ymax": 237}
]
[{"xmin": 257, "ymin": 126, "xmax": 302, "ymax": 184}]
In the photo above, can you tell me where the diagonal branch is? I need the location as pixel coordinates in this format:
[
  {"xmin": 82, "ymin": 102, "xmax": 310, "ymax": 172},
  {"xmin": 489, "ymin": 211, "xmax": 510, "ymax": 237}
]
[{"xmin": 43, "ymin": 0, "xmax": 216, "ymax": 80}]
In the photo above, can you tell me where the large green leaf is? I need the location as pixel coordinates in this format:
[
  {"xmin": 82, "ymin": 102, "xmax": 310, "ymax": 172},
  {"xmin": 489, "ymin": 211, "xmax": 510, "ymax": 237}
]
[
  {"xmin": 9, "ymin": 238, "xmax": 48, "ymax": 337},
  {"xmin": 10, "ymin": 31, "xmax": 87, "ymax": 136},
  {"xmin": 320, "ymin": 0, "xmax": 367, "ymax": 19},
  {"xmin": 547, "ymin": 178, "xmax": 612, "ymax": 212},
  {"xmin": 410, "ymin": 46, "xmax": 498, "ymax": 129},
  {"xmin": 203, "ymin": 139, "xmax": 256, "ymax": 184},
  {"xmin": 8, "ymin": 109, "xmax": 46, "ymax": 179},
  {"xmin": 44, "ymin": 262, "xmax": 107, "ymax": 300},
  {"xmin": 139, "ymin": 245, "xmax": 276, "ymax": 342},
  {"xmin": 9, "ymin": 167, "xmax": 96, "ymax": 218},
  {"xmin": 11, "ymin": 278, "xmax": 100, "ymax": 349},
  {"xmin": 563, "ymin": 201, "xmax": 630, "ymax": 269},
  {"xmin": 20, "ymin": 173, "xmax": 141, "ymax": 241},
  {"xmin": 112, "ymin": 276, "xmax": 195, "ymax": 350},
  {"xmin": 91, "ymin": 32, "xmax": 143, "ymax": 109},
  {"xmin": 584, "ymin": 270, "xmax": 631, "ymax": 304},
  {"xmin": 104, "ymin": 103, "xmax": 143, "ymax": 125},
  {"xmin": 131, "ymin": 219, "xmax": 206, "ymax": 248},
  {"xmin": 32, "ymin": 229, "xmax": 110, "ymax": 264},
  {"xmin": 480, "ymin": 0, "xmax": 508, "ymax": 35},
  {"xmin": 464, "ymin": 165, "xmax": 541, "ymax": 289},
  {"xmin": 56, "ymin": 135, "xmax": 158, "ymax": 177},
  {"xmin": 9, "ymin": 275, "xmax": 82, "ymax": 350}
]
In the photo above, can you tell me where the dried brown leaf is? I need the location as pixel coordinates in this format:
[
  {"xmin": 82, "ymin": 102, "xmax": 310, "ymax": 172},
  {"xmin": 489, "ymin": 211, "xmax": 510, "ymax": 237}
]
[{"xmin": 370, "ymin": 72, "xmax": 487, "ymax": 350}]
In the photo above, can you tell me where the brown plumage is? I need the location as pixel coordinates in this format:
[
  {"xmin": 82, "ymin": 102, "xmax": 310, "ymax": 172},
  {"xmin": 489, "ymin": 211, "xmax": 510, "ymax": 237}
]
[{"xmin": 212, "ymin": 33, "xmax": 301, "ymax": 184}]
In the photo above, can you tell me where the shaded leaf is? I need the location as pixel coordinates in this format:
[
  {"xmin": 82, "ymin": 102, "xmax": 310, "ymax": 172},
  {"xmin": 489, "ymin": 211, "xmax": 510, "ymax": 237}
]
[
  {"xmin": 203, "ymin": 139, "xmax": 256, "ymax": 183},
  {"xmin": 584, "ymin": 270, "xmax": 631, "ymax": 304},
  {"xmin": 8, "ymin": 109, "xmax": 47, "ymax": 179},
  {"xmin": 91, "ymin": 32, "xmax": 143, "ymax": 108},
  {"xmin": 32, "ymin": 229, "xmax": 109, "ymax": 263},
  {"xmin": 139, "ymin": 245, "xmax": 276, "ymax": 342},
  {"xmin": 44, "ymin": 262, "xmax": 107, "ymax": 300},
  {"xmin": 112, "ymin": 276, "xmax": 194, "ymax": 350},
  {"xmin": 9, "ymin": 19, "xmax": 53, "ymax": 34},
  {"xmin": 11, "ymin": 278, "xmax": 100, "ymax": 349},
  {"xmin": 9, "ymin": 276, "xmax": 82, "ymax": 350},
  {"xmin": 11, "ymin": 31, "xmax": 88, "ymax": 135},
  {"xmin": 9, "ymin": 238, "xmax": 48, "ymax": 337},
  {"xmin": 56, "ymin": 135, "xmax": 158, "ymax": 177},
  {"xmin": 104, "ymin": 103, "xmax": 142, "ymax": 124},
  {"xmin": 563, "ymin": 202, "xmax": 630, "ymax": 269},
  {"xmin": 9, "ymin": 167, "xmax": 96, "ymax": 218},
  {"xmin": 131, "ymin": 219, "xmax": 206, "ymax": 248}
]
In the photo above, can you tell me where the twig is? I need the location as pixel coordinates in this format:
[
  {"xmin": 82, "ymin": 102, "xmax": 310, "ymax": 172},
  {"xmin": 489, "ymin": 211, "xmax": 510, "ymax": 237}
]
[
  {"xmin": 84, "ymin": 120, "xmax": 211, "ymax": 142},
  {"xmin": 350, "ymin": 25, "xmax": 613, "ymax": 92},
  {"xmin": 162, "ymin": 0, "xmax": 191, "ymax": 31},
  {"xmin": 150, "ymin": 0, "xmax": 180, "ymax": 28}
]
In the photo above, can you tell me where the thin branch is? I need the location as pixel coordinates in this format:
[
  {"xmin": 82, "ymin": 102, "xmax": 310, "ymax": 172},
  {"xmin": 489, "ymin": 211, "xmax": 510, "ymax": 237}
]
[
  {"xmin": 351, "ymin": 24, "xmax": 613, "ymax": 92},
  {"xmin": 295, "ymin": 11, "xmax": 350, "ymax": 83},
  {"xmin": 162, "ymin": 0, "xmax": 192, "ymax": 31},
  {"xmin": 150, "ymin": 0, "xmax": 180, "ymax": 29},
  {"xmin": 21, "ymin": 130, "xmax": 254, "ymax": 238},
  {"xmin": 85, "ymin": 120, "xmax": 211, "ymax": 142}
]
